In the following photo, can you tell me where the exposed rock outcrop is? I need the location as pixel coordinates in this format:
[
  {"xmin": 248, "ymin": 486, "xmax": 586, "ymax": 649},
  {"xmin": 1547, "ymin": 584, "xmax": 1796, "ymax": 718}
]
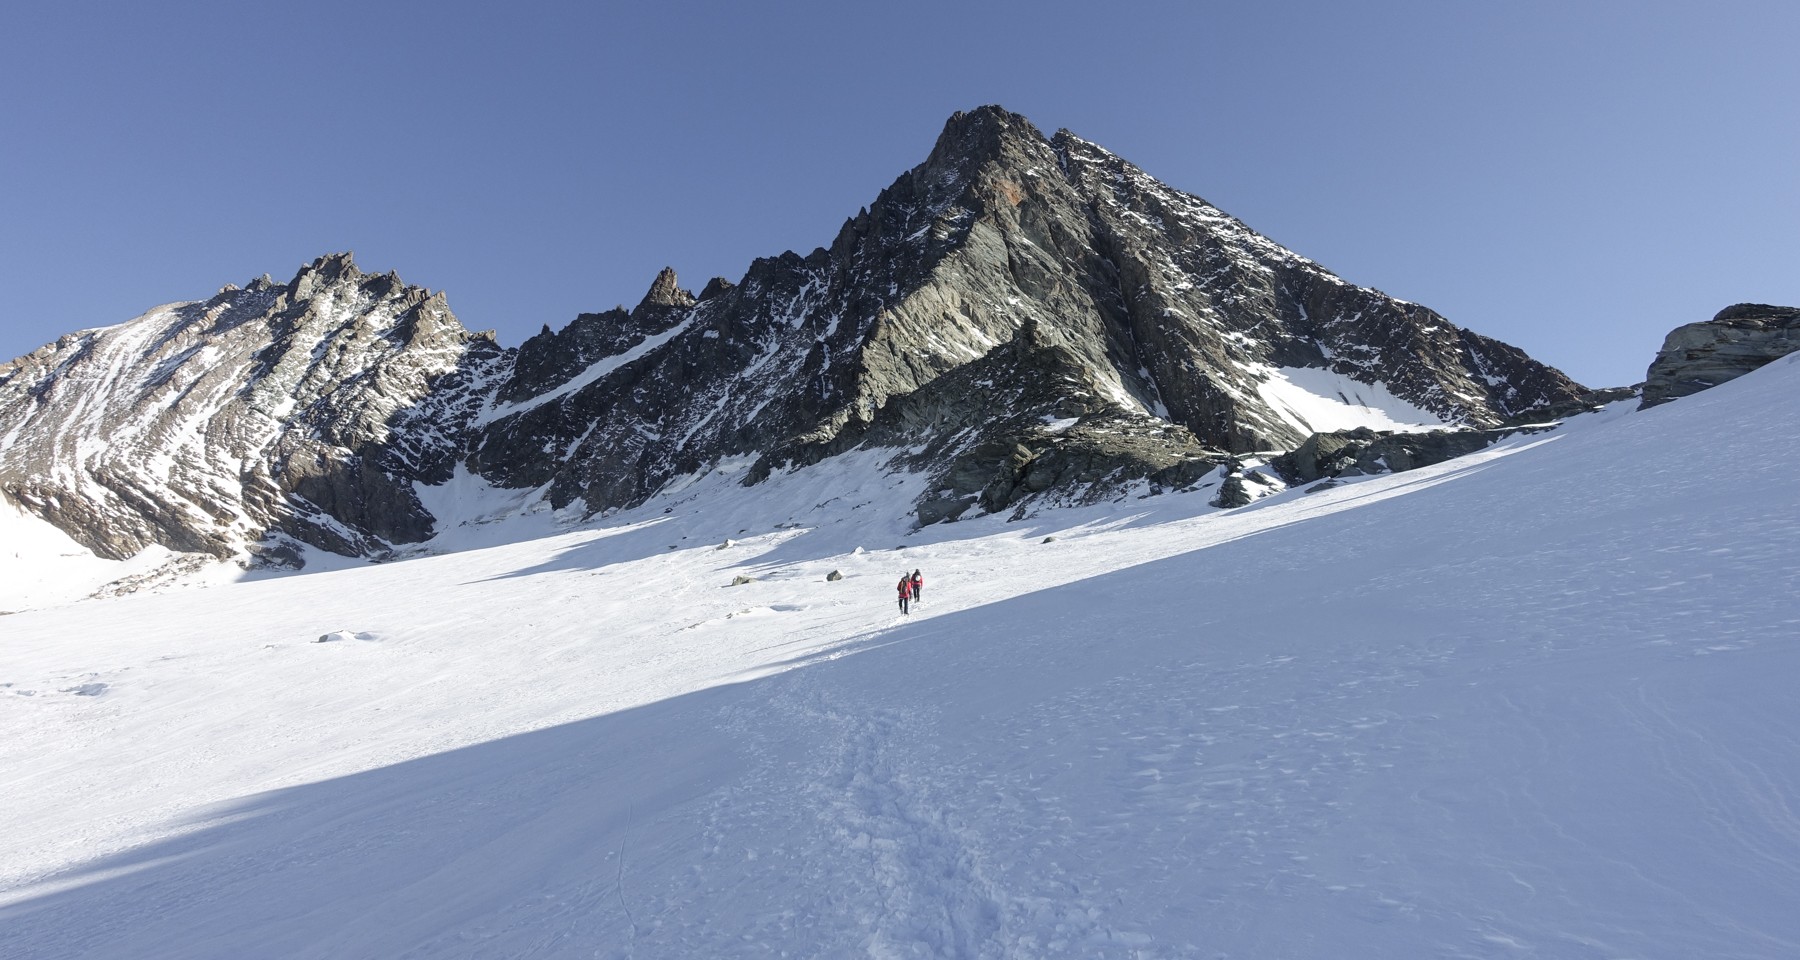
[
  {"xmin": 466, "ymin": 105, "xmax": 1587, "ymax": 526},
  {"xmin": 1499, "ymin": 386, "xmax": 1638, "ymax": 426},
  {"xmin": 1641, "ymin": 303, "xmax": 1800, "ymax": 408},
  {"xmin": 1272, "ymin": 428, "xmax": 1513, "ymax": 486},
  {"xmin": 0, "ymin": 253, "xmax": 503, "ymax": 563}
]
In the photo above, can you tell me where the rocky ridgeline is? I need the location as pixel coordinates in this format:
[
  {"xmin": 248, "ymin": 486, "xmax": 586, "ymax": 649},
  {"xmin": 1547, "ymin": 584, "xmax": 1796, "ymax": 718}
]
[
  {"xmin": 0, "ymin": 254, "xmax": 504, "ymax": 563},
  {"xmin": 4, "ymin": 106, "xmax": 1630, "ymax": 569},
  {"xmin": 467, "ymin": 106, "xmax": 1589, "ymax": 526}
]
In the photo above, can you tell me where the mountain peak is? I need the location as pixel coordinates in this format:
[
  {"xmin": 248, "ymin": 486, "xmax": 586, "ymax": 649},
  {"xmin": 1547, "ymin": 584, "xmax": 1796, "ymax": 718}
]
[
  {"xmin": 944, "ymin": 104, "xmax": 1039, "ymax": 134},
  {"xmin": 699, "ymin": 276, "xmax": 736, "ymax": 301},
  {"xmin": 635, "ymin": 267, "xmax": 695, "ymax": 313},
  {"xmin": 286, "ymin": 252, "xmax": 365, "ymax": 300},
  {"xmin": 1, "ymin": 109, "xmax": 1597, "ymax": 571},
  {"xmin": 924, "ymin": 104, "xmax": 1049, "ymax": 170},
  {"xmin": 295, "ymin": 251, "xmax": 360, "ymax": 282}
]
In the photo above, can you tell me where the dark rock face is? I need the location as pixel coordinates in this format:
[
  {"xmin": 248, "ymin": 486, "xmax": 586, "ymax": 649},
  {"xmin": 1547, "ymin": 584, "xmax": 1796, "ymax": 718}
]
[
  {"xmin": 747, "ymin": 320, "xmax": 1223, "ymax": 525},
  {"xmin": 0, "ymin": 253, "xmax": 503, "ymax": 562},
  {"xmin": 0, "ymin": 106, "xmax": 1597, "ymax": 568},
  {"xmin": 495, "ymin": 270, "xmax": 695, "ymax": 407},
  {"xmin": 1640, "ymin": 303, "xmax": 1800, "ymax": 408},
  {"xmin": 1272, "ymin": 428, "xmax": 1514, "ymax": 485},
  {"xmin": 469, "ymin": 105, "xmax": 1586, "ymax": 526}
]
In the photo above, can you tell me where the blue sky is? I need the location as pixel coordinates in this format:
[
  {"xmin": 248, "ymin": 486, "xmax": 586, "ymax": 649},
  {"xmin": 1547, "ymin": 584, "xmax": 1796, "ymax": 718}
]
[{"xmin": 1, "ymin": 1, "xmax": 1793, "ymax": 387}]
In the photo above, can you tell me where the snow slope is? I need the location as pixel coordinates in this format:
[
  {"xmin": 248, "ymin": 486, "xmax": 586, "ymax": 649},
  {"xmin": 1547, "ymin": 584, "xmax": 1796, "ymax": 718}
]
[
  {"xmin": 2, "ymin": 357, "xmax": 1797, "ymax": 958},
  {"xmin": 0, "ymin": 499, "xmax": 137, "ymax": 611},
  {"xmin": 1254, "ymin": 364, "xmax": 1446, "ymax": 434}
]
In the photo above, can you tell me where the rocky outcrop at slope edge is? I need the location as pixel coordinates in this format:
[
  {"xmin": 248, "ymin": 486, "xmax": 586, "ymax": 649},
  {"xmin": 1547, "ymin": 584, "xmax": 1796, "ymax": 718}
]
[
  {"xmin": 469, "ymin": 105, "xmax": 1592, "ymax": 529},
  {"xmin": 0, "ymin": 253, "xmax": 505, "ymax": 564},
  {"xmin": 1640, "ymin": 303, "xmax": 1800, "ymax": 408},
  {"xmin": 1273, "ymin": 385, "xmax": 1640, "ymax": 486},
  {"xmin": 1272, "ymin": 427, "xmax": 1522, "ymax": 486}
]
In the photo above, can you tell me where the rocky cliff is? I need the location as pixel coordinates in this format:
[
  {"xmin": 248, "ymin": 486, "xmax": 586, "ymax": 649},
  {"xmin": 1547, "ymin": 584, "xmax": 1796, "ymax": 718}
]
[
  {"xmin": 0, "ymin": 254, "xmax": 503, "ymax": 564},
  {"xmin": 469, "ymin": 106, "xmax": 1589, "ymax": 525},
  {"xmin": 0, "ymin": 106, "xmax": 1597, "ymax": 569},
  {"xmin": 1640, "ymin": 303, "xmax": 1800, "ymax": 407}
]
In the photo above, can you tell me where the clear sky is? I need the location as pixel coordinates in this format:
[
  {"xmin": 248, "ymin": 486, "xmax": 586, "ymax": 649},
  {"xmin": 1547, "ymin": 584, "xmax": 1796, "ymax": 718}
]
[{"xmin": 2, "ymin": 1, "xmax": 1793, "ymax": 388}]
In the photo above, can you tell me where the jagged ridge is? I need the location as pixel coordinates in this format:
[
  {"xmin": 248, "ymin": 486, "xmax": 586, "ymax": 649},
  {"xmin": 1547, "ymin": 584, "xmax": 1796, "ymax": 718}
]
[
  {"xmin": 473, "ymin": 105, "xmax": 1588, "ymax": 521},
  {"xmin": 1, "ymin": 106, "xmax": 1595, "ymax": 570},
  {"xmin": 0, "ymin": 254, "xmax": 504, "ymax": 563}
]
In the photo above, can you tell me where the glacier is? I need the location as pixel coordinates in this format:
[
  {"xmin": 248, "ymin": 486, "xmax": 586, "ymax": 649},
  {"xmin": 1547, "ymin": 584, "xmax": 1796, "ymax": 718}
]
[{"xmin": 0, "ymin": 350, "xmax": 1795, "ymax": 957}]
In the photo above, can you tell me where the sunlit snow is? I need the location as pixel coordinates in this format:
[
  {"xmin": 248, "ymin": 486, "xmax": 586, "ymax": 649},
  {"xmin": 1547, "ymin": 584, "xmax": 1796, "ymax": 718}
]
[
  {"xmin": 0, "ymin": 500, "xmax": 136, "ymax": 611},
  {"xmin": 1255, "ymin": 364, "xmax": 1446, "ymax": 434},
  {"xmin": 2, "ymin": 357, "xmax": 1797, "ymax": 959}
]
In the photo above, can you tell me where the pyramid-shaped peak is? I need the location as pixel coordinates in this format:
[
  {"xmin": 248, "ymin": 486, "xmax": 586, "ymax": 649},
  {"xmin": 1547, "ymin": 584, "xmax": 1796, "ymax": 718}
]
[
  {"xmin": 635, "ymin": 267, "xmax": 695, "ymax": 312},
  {"xmin": 944, "ymin": 104, "xmax": 1041, "ymax": 136},
  {"xmin": 925, "ymin": 105, "xmax": 1050, "ymax": 169}
]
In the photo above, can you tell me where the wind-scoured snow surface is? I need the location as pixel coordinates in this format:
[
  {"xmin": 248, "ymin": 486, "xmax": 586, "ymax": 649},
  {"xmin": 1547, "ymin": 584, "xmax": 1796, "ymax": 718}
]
[{"xmin": 3, "ymin": 360, "xmax": 1798, "ymax": 958}]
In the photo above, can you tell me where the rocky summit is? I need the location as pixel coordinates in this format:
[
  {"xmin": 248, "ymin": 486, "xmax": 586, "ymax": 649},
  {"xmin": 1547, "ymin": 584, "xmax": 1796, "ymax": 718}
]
[{"xmin": 1, "ymin": 106, "xmax": 1601, "ymax": 570}]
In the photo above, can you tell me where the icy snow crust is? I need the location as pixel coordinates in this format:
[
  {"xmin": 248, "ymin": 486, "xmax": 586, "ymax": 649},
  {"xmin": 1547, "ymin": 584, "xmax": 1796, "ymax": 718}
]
[{"xmin": 3, "ymin": 359, "xmax": 1799, "ymax": 958}]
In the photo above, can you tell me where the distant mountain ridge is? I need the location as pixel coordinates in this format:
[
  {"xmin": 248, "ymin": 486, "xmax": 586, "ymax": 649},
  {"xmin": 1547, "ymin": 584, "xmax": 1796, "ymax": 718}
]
[{"xmin": 0, "ymin": 106, "xmax": 1595, "ymax": 569}]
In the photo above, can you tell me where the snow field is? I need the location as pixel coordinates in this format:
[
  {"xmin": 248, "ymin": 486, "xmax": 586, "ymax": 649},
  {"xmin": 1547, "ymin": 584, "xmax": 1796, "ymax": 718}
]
[
  {"xmin": 1253, "ymin": 364, "xmax": 1446, "ymax": 434},
  {"xmin": 1, "ymin": 358, "xmax": 1798, "ymax": 957}
]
